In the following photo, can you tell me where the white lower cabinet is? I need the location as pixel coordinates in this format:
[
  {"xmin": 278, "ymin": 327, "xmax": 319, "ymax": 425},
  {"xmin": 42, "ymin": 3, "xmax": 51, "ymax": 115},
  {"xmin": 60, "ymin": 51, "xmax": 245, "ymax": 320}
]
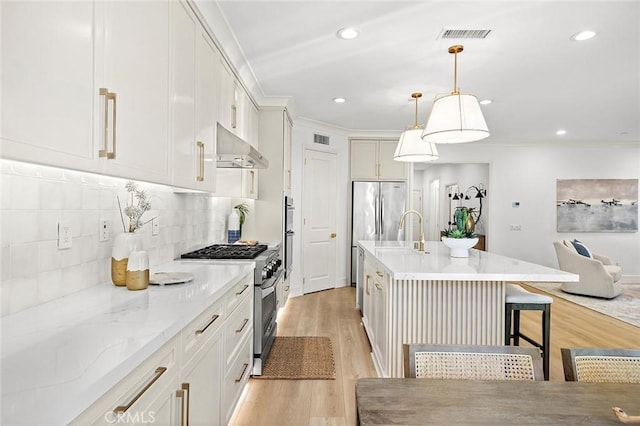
[
  {"xmin": 361, "ymin": 253, "xmax": 389, "ymax": 377},
  {"xmin": 71, "ymin": 273, "xmax": 253, "ymax": 426},
  {"xmin": 69, "ymin": 335, "xmax": 180, "ymax": 425}
]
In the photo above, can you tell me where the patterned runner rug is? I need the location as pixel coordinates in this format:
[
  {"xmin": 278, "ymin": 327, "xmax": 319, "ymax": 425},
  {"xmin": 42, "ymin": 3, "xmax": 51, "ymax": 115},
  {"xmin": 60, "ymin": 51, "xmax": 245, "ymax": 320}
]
[
  {"xmin": 525, "ymin": 283, "xmax": 640, "ymax": 328},
  {"xmin": 255, "ymin": 336, "xmax": 336, "ymax": 380}
]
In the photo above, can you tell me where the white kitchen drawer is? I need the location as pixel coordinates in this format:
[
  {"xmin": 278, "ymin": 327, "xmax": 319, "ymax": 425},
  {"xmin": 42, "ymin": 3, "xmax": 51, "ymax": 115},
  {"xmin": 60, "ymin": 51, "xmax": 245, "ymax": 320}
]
[
  {"xmin": 71, "ymin": 335, "xmax": 180, "ymax": 425},
  {"xmin": 223, "ymin": 290, "xmax": 252, "ymax": 367},
  {"xmin": 225, "ymin": 273, "xmax": 252, "ymax": 316},
  {"xmin": 181, "ymin": 297, "xmax": 225, "ymax": 365},
  {"xmin": 222, "ymin": 333, "xmax": 252, "ymax": 424}
]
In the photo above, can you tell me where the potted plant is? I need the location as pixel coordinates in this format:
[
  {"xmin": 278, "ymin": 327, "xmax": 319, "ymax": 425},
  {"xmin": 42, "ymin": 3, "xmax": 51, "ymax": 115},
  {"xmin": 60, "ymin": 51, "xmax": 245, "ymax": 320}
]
[
  {"xmin": 234, "ymin": 203, "xmax": 249, "ymax": 239},
  {"xmin": 442, "ymin": 206, "xmax": 479, "ymax": 258}
]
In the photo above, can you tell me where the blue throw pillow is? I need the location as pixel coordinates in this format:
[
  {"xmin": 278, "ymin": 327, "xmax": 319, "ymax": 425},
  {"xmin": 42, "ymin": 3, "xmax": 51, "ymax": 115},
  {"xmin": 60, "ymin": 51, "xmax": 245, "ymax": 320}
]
[{"xmin": 572, "ymin": 239, "xmax": 593, "ymax": 258}]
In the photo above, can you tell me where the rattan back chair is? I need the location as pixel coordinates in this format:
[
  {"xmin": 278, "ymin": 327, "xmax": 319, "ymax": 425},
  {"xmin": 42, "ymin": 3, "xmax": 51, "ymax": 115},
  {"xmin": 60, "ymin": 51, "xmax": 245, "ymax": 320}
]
[
  {"xmin": 561, "ymin": 347, "xmax": 640, "ymax": 383},
  {"xmin": 403, "ymin": 344, "xmax": 544, "ymax": 381}
]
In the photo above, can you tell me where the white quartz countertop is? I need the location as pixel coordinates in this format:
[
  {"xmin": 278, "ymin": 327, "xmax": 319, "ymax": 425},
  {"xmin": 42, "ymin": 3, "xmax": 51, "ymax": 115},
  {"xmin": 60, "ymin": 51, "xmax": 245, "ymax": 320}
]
[
  {"xmin": 0, "ymin": 260, "xmax": 254, "ymax": 426},
  {"xmin": 359, "ymin": 240, "xmax": 579, "ymax": 282}
]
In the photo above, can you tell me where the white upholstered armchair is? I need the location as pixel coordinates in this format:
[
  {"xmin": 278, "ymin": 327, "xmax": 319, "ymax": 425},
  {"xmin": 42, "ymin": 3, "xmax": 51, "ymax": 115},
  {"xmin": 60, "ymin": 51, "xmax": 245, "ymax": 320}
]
[{"xmin": 553, "ymin": 240, "xmax": 622, "ymax": 299}]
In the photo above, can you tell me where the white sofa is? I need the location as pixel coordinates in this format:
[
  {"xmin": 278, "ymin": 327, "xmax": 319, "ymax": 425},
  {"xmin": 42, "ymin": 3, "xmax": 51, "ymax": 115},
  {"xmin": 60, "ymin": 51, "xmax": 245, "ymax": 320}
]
[{"xmin": 553, "ymin": 240, "xmax": 622, "ymax": 299}]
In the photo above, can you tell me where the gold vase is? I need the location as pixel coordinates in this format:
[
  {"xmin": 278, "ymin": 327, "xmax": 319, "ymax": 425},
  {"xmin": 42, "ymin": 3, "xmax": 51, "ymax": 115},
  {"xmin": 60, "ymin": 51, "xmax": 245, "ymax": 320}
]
[
  {"xmin": 111, "ymin": 233, "xmax": 143, "ymax": 286},
  {"xmin": 126, "ymin": 250, "xmax": 150, "ymax": 291}
]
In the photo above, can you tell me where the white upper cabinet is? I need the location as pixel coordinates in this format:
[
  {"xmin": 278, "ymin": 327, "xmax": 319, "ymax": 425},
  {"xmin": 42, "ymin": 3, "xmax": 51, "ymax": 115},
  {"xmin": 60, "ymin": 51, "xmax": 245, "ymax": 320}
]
[
  {"xmin": 1, "ymin": 2, "xmax": 99, "ymax": 171},
  {"xmin": 1, "ymin": 1, "xmax": 173, "ymax": 184},
  {"xmin": 217, "ymin": 58, "xmax": 237, "ymax": 135},
  {"xmin": 97, "ymin": 0, "xmax": 171, "ymax": 184},
  {"xmin": 350, "ymin": 139, "xmax": 407, "ymax": 180},
  {"xmin": 170, "ymin": 0, "xmax": 217, "ymax": 191}
]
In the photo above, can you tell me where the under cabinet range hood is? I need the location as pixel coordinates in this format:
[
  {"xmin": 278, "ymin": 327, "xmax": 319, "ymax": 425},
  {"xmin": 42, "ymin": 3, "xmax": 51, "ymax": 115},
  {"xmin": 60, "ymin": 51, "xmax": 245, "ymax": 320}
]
[{"xmin": 216, "ymin": 123, "xmax": 269, "ymax": 169}]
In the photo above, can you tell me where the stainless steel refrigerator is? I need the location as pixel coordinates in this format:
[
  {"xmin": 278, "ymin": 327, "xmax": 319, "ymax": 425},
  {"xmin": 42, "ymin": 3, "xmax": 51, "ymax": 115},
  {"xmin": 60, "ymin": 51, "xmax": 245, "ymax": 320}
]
[{"xmin": 351, "ymin": 181, "xmax": 406, "ymax": 286}]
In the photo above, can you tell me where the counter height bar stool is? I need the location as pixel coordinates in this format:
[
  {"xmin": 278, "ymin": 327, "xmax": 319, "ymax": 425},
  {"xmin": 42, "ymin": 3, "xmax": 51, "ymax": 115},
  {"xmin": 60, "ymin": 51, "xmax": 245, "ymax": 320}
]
[{"xmin": 505, "ymin": 283, "xmax": 553, "ymax": 380}]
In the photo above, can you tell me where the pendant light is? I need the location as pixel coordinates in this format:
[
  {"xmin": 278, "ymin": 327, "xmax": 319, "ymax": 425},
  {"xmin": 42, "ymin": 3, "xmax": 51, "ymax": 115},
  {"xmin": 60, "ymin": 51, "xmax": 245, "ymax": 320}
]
[
  {"xmin": 421, "ymin": 45, "xmax": 489, "ymax": 144},
  {"xmin": 393, "ymin": 92, "xmax": 439, "ymax": 162}
]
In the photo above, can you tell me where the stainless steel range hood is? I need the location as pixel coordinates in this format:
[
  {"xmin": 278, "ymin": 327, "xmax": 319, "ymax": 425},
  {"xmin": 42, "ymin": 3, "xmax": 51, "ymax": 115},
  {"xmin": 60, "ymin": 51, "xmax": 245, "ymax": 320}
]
[{"xmin": 216, "ymin": 123, "xmax": 269, "ymax": 169}]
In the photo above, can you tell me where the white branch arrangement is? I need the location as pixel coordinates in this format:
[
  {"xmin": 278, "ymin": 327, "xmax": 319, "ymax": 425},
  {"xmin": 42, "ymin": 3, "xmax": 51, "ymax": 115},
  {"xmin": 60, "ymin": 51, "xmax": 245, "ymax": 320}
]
[{"xmin": 117, "ymin": 180, "xmax": 154, "ymax": 233}]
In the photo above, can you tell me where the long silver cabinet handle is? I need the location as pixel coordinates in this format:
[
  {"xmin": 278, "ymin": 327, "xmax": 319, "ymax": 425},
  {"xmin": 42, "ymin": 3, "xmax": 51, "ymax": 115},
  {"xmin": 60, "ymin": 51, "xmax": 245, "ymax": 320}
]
[
  {"xmin": 113, "ymin": 366, "xmax": 167, "ymax": 413},
  {"xmin": 235, "ymin": 363, "xmax": 249, "ymax": 382},
  {"xmin": 99, "ymin": 88, "xmax": 117, "ymax": 159},
  {"xmin": 235, "ymin": 318, "xmax": 249, "ymax": 333},
  {"xmin": 195, "ymin": 314, "xmax": 219, "ymax": 335}
]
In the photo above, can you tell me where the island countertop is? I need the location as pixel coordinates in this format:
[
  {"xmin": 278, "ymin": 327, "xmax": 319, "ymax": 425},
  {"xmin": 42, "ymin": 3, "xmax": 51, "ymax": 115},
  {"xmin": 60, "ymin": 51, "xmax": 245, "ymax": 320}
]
[{"xmin": 359, "ymin": 240, "xmax": 579, "ymax": 282}]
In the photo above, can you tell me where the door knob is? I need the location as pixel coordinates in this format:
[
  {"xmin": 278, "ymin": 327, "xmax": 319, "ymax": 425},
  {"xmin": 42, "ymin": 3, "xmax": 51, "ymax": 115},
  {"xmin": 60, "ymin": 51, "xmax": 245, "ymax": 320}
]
[{"xmin": 330, "ymin": 233, "xmax": 336, "ymax": 238}]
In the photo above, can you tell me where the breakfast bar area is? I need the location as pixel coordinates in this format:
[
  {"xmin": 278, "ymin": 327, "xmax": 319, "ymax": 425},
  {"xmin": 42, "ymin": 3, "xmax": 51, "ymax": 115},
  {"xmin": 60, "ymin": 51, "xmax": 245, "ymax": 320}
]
[{"xmin": 358, "ymin": 240, "xmax": 578, "ymax": 377}]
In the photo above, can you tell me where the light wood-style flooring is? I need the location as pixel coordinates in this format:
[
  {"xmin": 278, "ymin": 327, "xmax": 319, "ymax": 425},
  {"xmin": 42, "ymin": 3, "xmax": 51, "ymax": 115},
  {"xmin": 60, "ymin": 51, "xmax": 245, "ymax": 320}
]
[{"xmin": 229, "ymin": 285, "xmax": 640, "ymax": 426}]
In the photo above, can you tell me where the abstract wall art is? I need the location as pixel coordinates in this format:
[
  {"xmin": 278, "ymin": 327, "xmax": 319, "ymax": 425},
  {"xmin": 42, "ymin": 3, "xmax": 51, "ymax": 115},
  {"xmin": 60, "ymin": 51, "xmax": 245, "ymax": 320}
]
[{"xmin": 557, "ymin": 178, "xmax": 638, "ymax": 232}]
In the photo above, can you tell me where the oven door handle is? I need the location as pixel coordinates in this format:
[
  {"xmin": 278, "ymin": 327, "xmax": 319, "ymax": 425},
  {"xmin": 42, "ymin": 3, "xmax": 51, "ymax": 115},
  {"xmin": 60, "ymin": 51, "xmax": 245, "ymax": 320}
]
[{"xmin": 262, "ymin": 285, "xmax": 276, "ymax": 297}]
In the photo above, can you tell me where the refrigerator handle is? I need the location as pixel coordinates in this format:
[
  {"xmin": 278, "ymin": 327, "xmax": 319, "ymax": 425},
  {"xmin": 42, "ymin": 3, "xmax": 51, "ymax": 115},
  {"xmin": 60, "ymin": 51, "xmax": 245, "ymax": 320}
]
[
  {"xmin": 380, "ymin": 195, "xmax": 385, "ymax": 236},
  {"xmin": 375, "ymin": 196, "xmax": 380, "ymax": 238}
]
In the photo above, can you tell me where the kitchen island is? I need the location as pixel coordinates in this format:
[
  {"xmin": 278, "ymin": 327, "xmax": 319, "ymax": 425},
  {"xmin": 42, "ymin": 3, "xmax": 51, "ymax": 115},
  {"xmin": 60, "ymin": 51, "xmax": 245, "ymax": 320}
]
[{"xmin": 358, "ymin": 240, "xmax": 578, "ymax": 377}]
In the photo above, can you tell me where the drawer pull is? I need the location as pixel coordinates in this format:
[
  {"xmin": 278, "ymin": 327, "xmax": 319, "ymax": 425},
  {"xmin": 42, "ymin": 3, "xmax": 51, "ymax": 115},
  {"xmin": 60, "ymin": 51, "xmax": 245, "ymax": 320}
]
[
  {"xmin": 195, "ymin": 314, "xmax": 219, "ymax": 335},
  {"xmin": 114, "ymin": 367, "xmax": 166, "ymax": 413},
  {"xmin": 375, "ymin": 270, "xmax": 383, "ymax": 278},
  {"xmin": 235, "ymin": 318, "xmax": 249, "ymax": 333},
  {"xmin": 235, "ymin": 284, "xmax": 249, "ymax": 296},
  {"xmin": 235, "ymin": 363, "xmax": 249, "ymax": 382},
  {"xmin": 374, "ymin": 283, "xmax": 383, "ymax": 291},
  {"xmin": 284, "ymin": 286, "xmax": 289, "ymax": 292}
]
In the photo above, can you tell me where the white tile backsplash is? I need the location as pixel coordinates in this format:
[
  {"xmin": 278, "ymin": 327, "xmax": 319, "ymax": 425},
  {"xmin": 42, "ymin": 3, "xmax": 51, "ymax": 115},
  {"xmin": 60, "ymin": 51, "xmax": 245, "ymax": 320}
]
[{"xmin": 0, "ymin": 159, "xmax": 232, "ymax": 316}]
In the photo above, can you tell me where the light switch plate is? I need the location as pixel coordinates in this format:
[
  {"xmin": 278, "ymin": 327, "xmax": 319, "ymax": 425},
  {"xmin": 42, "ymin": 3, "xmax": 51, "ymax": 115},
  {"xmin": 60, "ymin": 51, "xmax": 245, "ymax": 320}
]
[
  {"xmin": 100, "ymin": 220, "xmax": 109, "ymax": 242},
  {"xmin": 58, "ymin": 220, "xmax": 72, "ymax": 249}
]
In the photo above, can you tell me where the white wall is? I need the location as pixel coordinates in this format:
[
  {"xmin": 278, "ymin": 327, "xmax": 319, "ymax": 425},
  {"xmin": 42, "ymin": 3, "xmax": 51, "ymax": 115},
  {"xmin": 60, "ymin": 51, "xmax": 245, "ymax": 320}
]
[
  {"xmin": 290, "ymin": 119, "xmax": 350, "ymax": 296},
  {"xmin": 426, "ymin": 142, "xmax": 640, "ymax": 281},
  {"xmin": 0, "ymin": 159, "xmax": 232, "ymax": 316}
]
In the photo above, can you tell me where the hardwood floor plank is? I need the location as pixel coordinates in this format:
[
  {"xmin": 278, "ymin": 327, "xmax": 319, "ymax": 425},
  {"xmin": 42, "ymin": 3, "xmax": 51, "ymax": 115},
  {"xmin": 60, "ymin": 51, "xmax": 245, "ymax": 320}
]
[{"xmin": 230, "ymin": 285, "xmax": 639, "ymax": 425}]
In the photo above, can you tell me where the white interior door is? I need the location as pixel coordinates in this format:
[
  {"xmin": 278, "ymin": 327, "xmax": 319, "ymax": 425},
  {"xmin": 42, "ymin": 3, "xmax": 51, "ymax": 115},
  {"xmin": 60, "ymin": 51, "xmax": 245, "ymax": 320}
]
[{"xmin": 302, "ymin": 149, "xmax": 337, "ymax": 294}]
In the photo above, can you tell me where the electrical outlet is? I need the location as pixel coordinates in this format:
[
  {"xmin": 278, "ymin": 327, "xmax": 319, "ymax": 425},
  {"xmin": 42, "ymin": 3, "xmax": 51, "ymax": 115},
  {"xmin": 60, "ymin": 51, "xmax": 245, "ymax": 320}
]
[
  {"xmin": 100, "ymin": 220, "xmax": 109, "ymax": 242},
  {"xmin": 58, "ymin": 220, "xmax": 72, "ymax": 249},
  {"xmin": 510, "ymin": 224, "xmax": 522, "ymax": 231},
  {"xmin": 152, "ymin": 217, "xmax": 159, "ymax": 236}
]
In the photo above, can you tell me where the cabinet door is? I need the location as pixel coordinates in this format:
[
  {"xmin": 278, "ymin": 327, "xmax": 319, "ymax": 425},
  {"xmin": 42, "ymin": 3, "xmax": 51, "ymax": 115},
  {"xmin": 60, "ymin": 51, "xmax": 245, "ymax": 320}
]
[
  {"xmin": 378, "ymin": 140, "xmax": 406, "ymax": 179},
  {"xmin": 217, "ymin": 59, "xmax": 236, "ymax": 134},
  {"xmin": 169, "ymin": 0, "xmax": 196, "ymax": 189},
  {"xmin": 372, "ymin": 270, "xmax": 388, "ymax": 376},
  {"xmin": 181, "ymin": 333, "xmax": 223, "ymax": 426},
  {"xmin": 362, "ymin": 256, "xmax": 375, "ymax": 343},
  {"xmin": 99, "ymin": 0, "xmax": 171, "ymax": 184},
  {"xmin": 1, "ymin": 1, "xmax": 99, "ymax": 171},
  {"xmin": 195, "ymin": 32, "xmax": 218, "ymax": 192},
  {"xmin": 283, "ymin": 112, "xmax": 293, "ymax": 191},
  {"xmin": 350, "ymin": 140, "xmax": 379, "ymax": 179},
  {"xmin": 170, "ymin": 0, "xmax": 217, "ymax": 192}
]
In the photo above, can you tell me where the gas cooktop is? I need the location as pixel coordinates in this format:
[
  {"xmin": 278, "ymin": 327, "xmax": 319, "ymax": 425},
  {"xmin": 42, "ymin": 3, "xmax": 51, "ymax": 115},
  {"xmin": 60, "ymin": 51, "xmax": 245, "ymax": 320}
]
[{"xmin": 181, "ymin": 244, "xmax": 268, "ymax": 260}]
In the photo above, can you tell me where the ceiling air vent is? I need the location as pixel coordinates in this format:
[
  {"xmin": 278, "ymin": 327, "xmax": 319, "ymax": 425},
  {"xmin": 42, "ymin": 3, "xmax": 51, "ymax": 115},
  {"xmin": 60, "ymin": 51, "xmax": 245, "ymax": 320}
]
[
  {"xmin": 314, "ymin": 133, "xmax": 330, "ymax": 145},
  {"xmin": 438, "ymin": 29, "xmax": 492, "ymax": 39}
]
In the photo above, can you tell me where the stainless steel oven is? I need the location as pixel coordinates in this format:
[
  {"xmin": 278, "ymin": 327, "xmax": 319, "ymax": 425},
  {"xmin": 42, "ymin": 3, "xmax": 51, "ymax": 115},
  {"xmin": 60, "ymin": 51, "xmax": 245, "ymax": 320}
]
[
  {"xmin": 284, "ymin": 196, "xmax": 294, "ymax": 278},
  {"xmin": 180, "ymin": 243, "xmax": 283, "ymax": 376}
]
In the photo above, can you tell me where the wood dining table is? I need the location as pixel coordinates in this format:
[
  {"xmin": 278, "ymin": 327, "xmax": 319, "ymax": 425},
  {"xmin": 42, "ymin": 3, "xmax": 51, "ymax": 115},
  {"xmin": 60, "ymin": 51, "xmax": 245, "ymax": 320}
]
[{"xmin": 356, "ymin": 378, "xmax": 640, "ymax": 425}]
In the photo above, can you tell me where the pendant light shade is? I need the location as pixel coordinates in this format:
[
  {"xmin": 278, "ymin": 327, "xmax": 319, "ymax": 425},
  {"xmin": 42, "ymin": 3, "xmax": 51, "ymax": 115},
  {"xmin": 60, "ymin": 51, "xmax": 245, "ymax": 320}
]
[
  {"xmin": 393, "ymin": 93, "xmax": 439, "ymax": 162},
  {"xmin": 421, "ymin": 45, "xmax": 489, "ymax": 144}
]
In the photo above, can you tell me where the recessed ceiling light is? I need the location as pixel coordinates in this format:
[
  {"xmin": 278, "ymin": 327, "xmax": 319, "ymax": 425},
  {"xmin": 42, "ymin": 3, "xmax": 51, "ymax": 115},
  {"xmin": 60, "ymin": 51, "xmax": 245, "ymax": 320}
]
[
  {"xmin": 479, "ymin": 99, "xmax": 492, "ymax": 105},
  {"xmin": 556, "ymin": 129, "xmax": 567, "ymax": 136},
  {"xmin": 570, "ymin": 30, "xmax": 596, "ymax": 41},
  {"xmin": 337, "ymin": 28, "xmax": 359, "ymax": 40},
  {"xmin": 333, "ymin": 97, "xmax": 347, "ymax": 103}
]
